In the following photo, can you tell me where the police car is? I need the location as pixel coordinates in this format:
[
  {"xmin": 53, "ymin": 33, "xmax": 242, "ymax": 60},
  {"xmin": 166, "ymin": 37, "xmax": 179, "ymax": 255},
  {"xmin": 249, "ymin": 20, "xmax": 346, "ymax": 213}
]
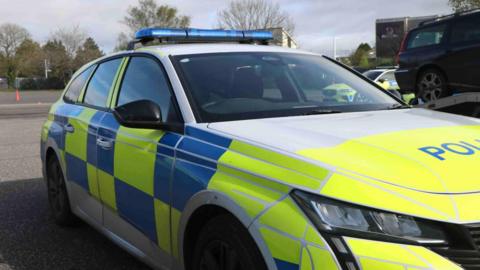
[{"xmin": 41, "ymin": 28, "xmax": 480, "ymax": 270}]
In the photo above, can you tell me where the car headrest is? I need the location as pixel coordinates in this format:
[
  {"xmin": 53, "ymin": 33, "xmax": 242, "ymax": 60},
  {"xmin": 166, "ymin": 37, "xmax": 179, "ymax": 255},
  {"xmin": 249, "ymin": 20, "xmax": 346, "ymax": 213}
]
[{"xmin": 228, "ymin": 67, "xmax": 263, "ymax": 99}]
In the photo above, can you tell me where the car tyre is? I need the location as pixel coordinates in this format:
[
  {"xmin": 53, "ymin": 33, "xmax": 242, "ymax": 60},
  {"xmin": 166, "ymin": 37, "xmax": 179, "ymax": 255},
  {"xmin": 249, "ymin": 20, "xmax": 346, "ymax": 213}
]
[
  {"xmin": 417, "ymin": 69, "xmax": 450, "ymax": 102},
  {"xmin": 46, "ymin": 155, "xmax": 78, "ymax": 226},
  {"xmin": 192, "ymin": 214, "xmax": 267, "ymax": 270}
]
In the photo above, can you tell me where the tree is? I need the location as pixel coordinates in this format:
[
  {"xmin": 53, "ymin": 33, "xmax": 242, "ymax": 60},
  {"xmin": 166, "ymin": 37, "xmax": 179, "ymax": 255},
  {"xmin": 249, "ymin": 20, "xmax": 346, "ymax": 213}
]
[
  {"xmin": 448, "ymin": 0, "xmax": 480, "ymax": 11},
  {"xmin": 15, "ymin": 39, "xmax": 45, "ymax": 78},
  {"xmin": 0, "ymin": 23, "xmax": 30, "ymax": 87},
  {"xmin": 217, "ymin": 0, "xmax": 295, "ymax": 35},
  {"xmin": 43, "ymin": 40, "xmax": 70, "ymax": 84},
  {"xmin": 50, "ymin": 25, "xmax": 87, "ymax": 59},
  {"xmin": 74, "ymin": 37, "xmax": 104, "ymax": 70},
  {"xmin": 115, "ymin": 0, "xmax": 190, "ymax": 50},
  {"xmin": 50, "ymin": 25, "xmax": 87, "ymax": 78},
  {"xmin": 350, "ymin": 43, "xmax": 372, "ymax": 68}
]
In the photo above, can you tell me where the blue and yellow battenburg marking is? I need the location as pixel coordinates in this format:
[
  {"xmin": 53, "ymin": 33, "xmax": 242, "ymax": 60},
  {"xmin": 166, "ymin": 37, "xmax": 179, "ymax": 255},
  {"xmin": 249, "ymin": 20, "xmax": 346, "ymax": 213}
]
[
  {"xmin": 42, "ymin": 103, "xmax": 335, "ymax": 269},
  {"xmin": 43, "ymin": 100, "xmax": 480, "ymax": 270}
]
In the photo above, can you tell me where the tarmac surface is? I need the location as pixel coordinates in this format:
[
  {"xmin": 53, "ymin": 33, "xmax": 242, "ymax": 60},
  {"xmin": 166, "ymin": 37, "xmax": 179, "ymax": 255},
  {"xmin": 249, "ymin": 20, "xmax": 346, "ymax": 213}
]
[
  {"xmin": 0, "ymin": 179, "xmax": 150, "ymax": 270},
  {"xmin": 0, "ymin": 96, "xmax": 152, "ymax": 269},
  {"xmin": 0, "ymin": 90, "xmax": 61, "ymax": 105}
]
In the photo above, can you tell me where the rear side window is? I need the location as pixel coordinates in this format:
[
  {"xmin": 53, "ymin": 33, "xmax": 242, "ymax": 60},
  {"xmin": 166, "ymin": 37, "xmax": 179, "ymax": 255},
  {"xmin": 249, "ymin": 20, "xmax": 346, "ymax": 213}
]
[
  {"xmin": 363, "ymin": 70, "xmax": 383, "ymax": 81},
  {"xmin": 84, "ymin": 58, "xmax": 122, "ymax": 108},
  {"xmin": 451, "ymin": 16, "xmax": 480, "ymax": 43},
  {"xmin": 379, "ymin": 71, "xmax": 395, "ymax": 82},
  {"xmin": 117, "ymin": 56, "xmax": 179, "ymax": 123},
  {"xmin": 407, "ymin": 24, "xmax": 446, "ymax": 49},
  {"xmin": 64, "ymin": 65, "xmax": 95, "ymax": 103}
]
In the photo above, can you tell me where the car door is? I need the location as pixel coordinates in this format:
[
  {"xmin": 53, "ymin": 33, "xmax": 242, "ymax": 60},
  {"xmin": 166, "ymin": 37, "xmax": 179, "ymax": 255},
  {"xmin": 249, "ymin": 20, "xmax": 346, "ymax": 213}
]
[
  {"xmin": 98, "ymin": 55, "xmax": 182, "ymax": 267},
  {"xmin": 447, "ymin": 15, "xmax": 480, "ymax": 89},
  {"xmin": 61, "ymin": 64, "xmax": 107, "ymax": 224},
  {"xmin": 65, "ymin": 59, "xmax": 121, "ymax": 225},
  {"xmin": 377, "ymin": 71, "xmax": 399, "ymax": 90}
]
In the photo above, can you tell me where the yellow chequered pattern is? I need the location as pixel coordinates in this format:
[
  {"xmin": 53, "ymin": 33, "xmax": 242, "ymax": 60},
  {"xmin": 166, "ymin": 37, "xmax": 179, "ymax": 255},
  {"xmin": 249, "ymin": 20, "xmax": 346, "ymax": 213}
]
[
  {"xmin": 206, "ymin": 140, "xmax": 339, "ymax": 269},
  {"xmin": 44, "ymin": 97, "xmax": 480, "ymax": 270},
  {"xmin": 55, "ymin": 106, "xmax": 174, "ymax": 254}
]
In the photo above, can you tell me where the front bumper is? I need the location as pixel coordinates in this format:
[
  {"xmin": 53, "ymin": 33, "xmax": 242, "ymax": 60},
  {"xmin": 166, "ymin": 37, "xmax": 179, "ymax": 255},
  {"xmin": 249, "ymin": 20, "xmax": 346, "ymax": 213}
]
[
  {"xmin": 345, "ymin": 237, "xmax": 462, "ymax": 270},
  {"xmin": 324, "ymin": 223, "xmax": 480, "ymax": 270},
  {"xmin": 257, "ymin": 196, "xmax": 480, "ymax": 270}
]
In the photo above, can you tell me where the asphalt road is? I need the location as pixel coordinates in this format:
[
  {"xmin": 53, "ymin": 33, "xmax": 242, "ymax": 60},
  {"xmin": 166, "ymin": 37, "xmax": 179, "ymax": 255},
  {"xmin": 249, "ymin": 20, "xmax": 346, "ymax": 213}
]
[
  {"xmin": 0, "ymin": 91, "xmax": 59, "ymax": 119},
  {"xmin": 0, "ymin": 179, "xmax": 150, "ymax": 270},
  {"xmin": 0, "ymin": 104, "xmax": 152, "ymax": 270},
  {"xmin": 0, "ymin": 117, "xmax": 44, "ymax": 181},
  {"xmin": 0, "ymin": 90, "xmax": 61, "ymax": 105}
]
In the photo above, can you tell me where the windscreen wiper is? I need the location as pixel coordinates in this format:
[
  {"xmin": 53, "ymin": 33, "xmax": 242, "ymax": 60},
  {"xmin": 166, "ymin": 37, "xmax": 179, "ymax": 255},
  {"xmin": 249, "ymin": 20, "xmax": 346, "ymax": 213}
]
[
  {"xmin": 385, "ymin": 104, "xmax": 411, "ymax": 110},
  {"xmin": 303, "ymin": 109, "xmax": 343, "ymax": 115}
]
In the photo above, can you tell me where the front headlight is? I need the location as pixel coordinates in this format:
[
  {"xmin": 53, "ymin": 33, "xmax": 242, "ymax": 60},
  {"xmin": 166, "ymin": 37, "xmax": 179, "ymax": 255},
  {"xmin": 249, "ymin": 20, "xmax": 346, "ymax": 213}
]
[{"xmin": 292, "ymin": 190, "xmax": 448, "ymax": 245}]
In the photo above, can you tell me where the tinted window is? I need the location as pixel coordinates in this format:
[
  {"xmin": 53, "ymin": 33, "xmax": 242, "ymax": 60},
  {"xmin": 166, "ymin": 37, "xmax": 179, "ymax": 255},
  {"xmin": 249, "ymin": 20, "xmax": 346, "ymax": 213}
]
[
  {"xmin": 84, "ymin": 58, "xmax": 122, "ymax": 108},
  {"xmin": 451, "ymin": 16, "xmax": 480, "ymax": 43},
  {"xmin": 379, "ymin": 71, "xmax": 395, "ymax": 82},
  {"xmin": 64, "ymin": 65, "xmax": 95, "ymax": 103},
  {"xmin": 363, "ymin": 70, "xmax": 383, "ymax": 81},
  {"xmin": 407, "ymin": 24, "xmax": 446, "ymax": 49},
  {"xmin": 174, "ymin": 53, "xmax": 399, "ymax": 123},
  {"xmin": 117, "ymin": 57, "xmax": 179, "ymax": 122}
]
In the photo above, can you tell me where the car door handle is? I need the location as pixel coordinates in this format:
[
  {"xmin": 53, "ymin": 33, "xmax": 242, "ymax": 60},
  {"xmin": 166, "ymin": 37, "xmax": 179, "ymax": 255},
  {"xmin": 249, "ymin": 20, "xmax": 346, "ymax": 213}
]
[
  {"xmin": 96, "ymin": 137, "xmax": 113, "ymax": 149},
  {"xmin": 64, "ymin": 124, "xmax": 75, "ymax": 133}
]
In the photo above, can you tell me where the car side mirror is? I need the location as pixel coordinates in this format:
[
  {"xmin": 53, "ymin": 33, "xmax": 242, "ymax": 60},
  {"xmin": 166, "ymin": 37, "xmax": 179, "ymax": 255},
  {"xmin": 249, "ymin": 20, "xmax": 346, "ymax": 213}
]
[
  {"xmin": 378, "ymin": 79, "xmax": 386, "ymax": 83},
  {"xmin": 113, "ymin": 100, "xmax": 163, "ymax": 129}
]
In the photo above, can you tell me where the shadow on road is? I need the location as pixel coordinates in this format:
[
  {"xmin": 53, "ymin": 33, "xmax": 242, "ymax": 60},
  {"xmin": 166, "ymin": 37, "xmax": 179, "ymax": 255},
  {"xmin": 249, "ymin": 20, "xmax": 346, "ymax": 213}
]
[{"xmin": 0, "ymin": 179, "xmax": 150, "ymax": 270}]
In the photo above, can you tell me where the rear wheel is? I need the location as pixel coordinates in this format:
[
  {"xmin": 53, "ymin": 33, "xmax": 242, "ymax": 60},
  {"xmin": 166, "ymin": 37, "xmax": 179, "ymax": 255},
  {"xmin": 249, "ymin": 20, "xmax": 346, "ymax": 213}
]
[
  {"xmin": 46, "ymin": 155, "xmax": 77, "ymax": 226},
  {"xmin": 192, "ymin": 214, "xmax": 267, "ymax": 270},
  {"xmin": 417, "ymin": 69, "xmax": 450, "ymax": 102}
]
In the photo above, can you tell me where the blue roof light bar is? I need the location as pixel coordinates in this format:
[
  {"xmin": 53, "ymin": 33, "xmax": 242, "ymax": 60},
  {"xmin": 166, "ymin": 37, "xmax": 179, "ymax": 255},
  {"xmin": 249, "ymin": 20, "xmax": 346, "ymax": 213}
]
[
  {"xmin": 186, "ymin": 29, "xmax": 244, "ymax": 39},
  {"xmin": 135, "ymin": 28, "xmax": 187, "ymax": 40},
  {"xmin": 129, "ymin": 27, "xmax": 273, "ymax": 49},
  {"xmin": 243, "ymin": 30, "xmax": 274, "ymax": 40}
]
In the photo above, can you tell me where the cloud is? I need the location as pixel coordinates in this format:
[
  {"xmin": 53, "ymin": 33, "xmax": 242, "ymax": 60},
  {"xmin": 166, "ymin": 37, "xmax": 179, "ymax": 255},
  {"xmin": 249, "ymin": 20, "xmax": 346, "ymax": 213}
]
[{"xmin": 0, "ymin": 0, "xmax": 451, "ymax": 54}]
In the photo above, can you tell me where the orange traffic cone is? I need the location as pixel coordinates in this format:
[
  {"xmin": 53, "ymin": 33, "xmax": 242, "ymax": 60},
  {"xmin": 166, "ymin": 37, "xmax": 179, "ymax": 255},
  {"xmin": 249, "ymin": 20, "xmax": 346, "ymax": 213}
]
[{"xmin": 15, "ymin": 89, "xmax": 20, "ymax": 102}]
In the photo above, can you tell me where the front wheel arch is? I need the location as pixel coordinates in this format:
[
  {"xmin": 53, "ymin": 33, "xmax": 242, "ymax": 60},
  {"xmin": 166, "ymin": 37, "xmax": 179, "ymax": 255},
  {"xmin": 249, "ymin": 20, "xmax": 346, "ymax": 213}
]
[{"xmin": 179, "ymin": 191, "xmax": 277, "ymax": 270}]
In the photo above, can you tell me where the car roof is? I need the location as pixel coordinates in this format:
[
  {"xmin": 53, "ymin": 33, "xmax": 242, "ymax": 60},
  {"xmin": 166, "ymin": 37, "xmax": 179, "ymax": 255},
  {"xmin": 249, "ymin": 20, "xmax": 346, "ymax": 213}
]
[
  {"xmin": 134, "ymin": 43, "xmax": 316, "ymax": 57},
  {"xmin": 73, "ymin": 43, "xmax": 318, "ymax": 79},
  {"xmin": 412, "ymin": 9, "xmax": 480, "ymax": 31}
]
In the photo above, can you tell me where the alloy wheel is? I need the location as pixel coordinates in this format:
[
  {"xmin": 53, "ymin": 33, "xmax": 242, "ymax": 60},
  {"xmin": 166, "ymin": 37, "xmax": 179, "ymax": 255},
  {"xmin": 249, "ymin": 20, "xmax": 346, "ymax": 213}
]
[
  {"xmin": 198, "ymin": 240, "xmax": 242, "ymax": 270},
  {"xmin": 47, "ymin": 161, "xmax": 66, "ymax": 215},
  {"xmin": 419, "ymin": 72, "xmax": 443, "ymax": 101}
]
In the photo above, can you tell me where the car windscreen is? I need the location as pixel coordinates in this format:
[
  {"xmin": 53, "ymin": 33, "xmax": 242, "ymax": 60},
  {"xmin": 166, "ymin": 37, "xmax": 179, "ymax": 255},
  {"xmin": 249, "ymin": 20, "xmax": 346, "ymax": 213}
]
[
  {"xmin": 173, "ymin": 52, "xmax": 400, "ymax": 123},
  {"xmin": 363, "ymin": 70, "xmax": 383, "ymax": 81}
]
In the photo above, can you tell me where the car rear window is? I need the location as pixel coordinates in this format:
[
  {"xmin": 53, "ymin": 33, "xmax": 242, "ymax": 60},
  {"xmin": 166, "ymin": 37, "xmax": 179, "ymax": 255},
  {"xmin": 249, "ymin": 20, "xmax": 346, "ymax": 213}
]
[
  {"xmin": 407, "ymin": 24, "xmax": 446, "ymax": 49},
  {"xmin": 63, "ymin": 65, "xmax": 95, "ymax": 103}
]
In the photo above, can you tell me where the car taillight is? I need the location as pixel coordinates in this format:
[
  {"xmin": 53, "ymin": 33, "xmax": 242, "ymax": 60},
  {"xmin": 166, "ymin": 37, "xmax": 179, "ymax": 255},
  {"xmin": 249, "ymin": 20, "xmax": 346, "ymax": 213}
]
[{"xmin": 396, "ymin": 33, "xmax": 409, "ymax": 65}]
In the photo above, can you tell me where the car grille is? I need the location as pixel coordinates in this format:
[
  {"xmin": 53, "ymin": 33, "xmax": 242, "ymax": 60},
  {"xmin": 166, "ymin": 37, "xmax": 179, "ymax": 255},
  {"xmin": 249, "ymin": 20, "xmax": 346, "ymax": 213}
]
[
  {"xmin": 470, "ymin": 225, "xmax": 480, "ymax": 249},
  {"xmin": 431, "ymin": 224, "xmax": 480, "ymax": 270}
]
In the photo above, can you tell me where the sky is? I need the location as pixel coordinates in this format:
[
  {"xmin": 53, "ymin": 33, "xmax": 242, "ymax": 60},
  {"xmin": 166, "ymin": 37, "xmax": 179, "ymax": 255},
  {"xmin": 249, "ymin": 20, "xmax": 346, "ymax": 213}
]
[{"xmin": 0, "ymin": 0, "xmax": 452, "ymax": 55}]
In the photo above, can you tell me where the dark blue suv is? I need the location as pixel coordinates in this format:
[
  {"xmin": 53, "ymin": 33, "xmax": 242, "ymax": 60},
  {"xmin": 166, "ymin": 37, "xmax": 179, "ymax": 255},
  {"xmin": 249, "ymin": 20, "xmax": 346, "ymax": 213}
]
[{"xmin": 395, "ymin": 9, "xmax": 480, "ymax": 102}]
